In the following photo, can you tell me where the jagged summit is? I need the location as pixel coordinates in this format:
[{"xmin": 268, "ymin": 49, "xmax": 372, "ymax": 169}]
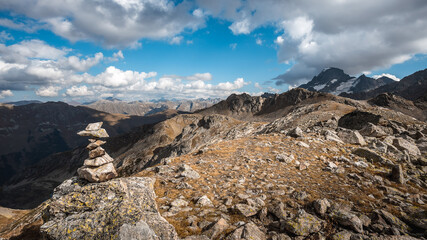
[{"xmin": 299, "ymin": 68, "xmax": 396, "ymax": 95}]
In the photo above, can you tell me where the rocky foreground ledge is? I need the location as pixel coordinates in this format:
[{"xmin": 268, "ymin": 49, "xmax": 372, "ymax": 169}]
[{"xmin": 41, "ymin": 177, "xmax": 178, "ymax": 239}]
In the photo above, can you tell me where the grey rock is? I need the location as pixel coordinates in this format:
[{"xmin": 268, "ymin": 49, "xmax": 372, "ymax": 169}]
[
  {"xmin": 331, "ymin": 230, "xmax": 352, "ymax": 240},
  {"xmin": 203, "ymin": 218, "xmax": 229, "ymax": 239},
  {"xmin": 276, "ymin": 153, "xmax": 295, "ymax": 164},
  {"xmin": 359, "ymin": 123, "xmax": 388, "ymax": 137},
  {"xmin": 119, "ymin": 220, "xmax": 157, "ymax": 240},
  {"xmin": 313, "ymin": 198, "xmax": 331, "ymax": 216},
  {"xmin": 283, "ymin": 210, "xmax": 324, "ymax": 236},
  {"xmin": 77, "ymin": 128, "xmax": 109, "ymax": 138},
  {"xmin": 378, "ymin": 210, "xmax": 410, "ymax": 233},
  {"xmin": 288, "ymin": 127, "xmax": 303, "ymax": 138},
  {"xmin": 83, "ymin": 153, "xmax": 114, "ymax": 167},
  {"xmin": 85, "ymin": 122, "xmax": 103, "ymax": 131},
  {"xmin": 390, "ymin": 164, "xmax": 405, "ymax": 184},
  {"xmin": 393, "ymin": 138, "xmax": 421, "ymax": 156},
  {"xmin": 337, "ymin": 129, "xmax": 367, "ymax": 146},
  {"xmin": 77, "ymin": 162, "xmax": 118, "ymax": 182},
  {"xmin": 40, "ymin": 177, "xmax": 178, "ymax": 240},
  {"xmin": 352, "ymin": 148, "xmax": 385, "ymax": 164},
  {"xmin": 88, "ymin": 146, "xmax": 105, "ymax": 159},
  {"xmin": 329, "ymin": 209, "xmax": 363, "ymax": 233},
  {"xmin": 226, "ymin": 222, "xmax": 266, "ymax": 240},
  {"xmin": 196, "ymin": 195, "xmax": 214, "ymax": 207},
  {"xmin": 268, "ymin": 202, "xmax": 287, "ymax": 220},
  {"xmin": 235, "ymin": 204, "xmax": 258, "ymax": 217},
  {"xmin": 178, "ymin": 164, "xmax": 201, "ymax": 179},
  {"xmin": 171, "ymin": 198, "xmax": 188, "ymax": 208}
]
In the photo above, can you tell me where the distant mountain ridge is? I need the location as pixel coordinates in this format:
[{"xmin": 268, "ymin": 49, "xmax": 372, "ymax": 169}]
[
  {"xmin": 341, "ymin": 68, "xmax": 427, "ymax": 101},
  {"xmin": 83, "ymin": 98, "xmax": 221, "ymax": 116},
  {"xmin": 299, "ymin": 67, "xmax": 395, "ymax": 95}
]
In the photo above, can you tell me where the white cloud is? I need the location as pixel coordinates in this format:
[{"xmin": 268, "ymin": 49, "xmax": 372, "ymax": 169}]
[
  {"xmin": 0, "ymin": 40, "xmax": 106, "ymax": 90},
  {"xmin": 64, "ymin": 52, "xmax": 103, "ymax": 72},
  {"xmin": 86, "ymin": 66, "xmax": 157, "ymax": 88},
  {"xmin": 0, "ymin": 89, "xmax": 13, "ymax": 98},
  {"xmin": 65, "ymin": 85, "xmax": 94, "ymax": 97},
  {"xmin": 254, "ymin": 82, "xmax": 262, "ymax": 90},
  {"xmin": 113, "ymin": 50, "xmax": 124, "ymax": 59},
  {"xmin": 275, "ymin": 36, "xmax": 284, "ymax": 45},
  {"xmin": 0, "ymin": 31, "xmax": 14, "ymax": 42},
  {"xmin": 195, "ymin": 0, "xmax": 427, "ymax": 86},
  {"xmin": 229, "ymin": 18, "xmax": 251, "ymax": 35},
  {"xmin": 35, "ymin": 86, "xmax": 61, "ymax": 97},
  {"xmin": 0, "ymin": 18, "xmax": 41, "ymax": 33},
  {"xmin": 372, "ymin": 73, "xmax": 400, "ymax": 81},
  {"xmin": 186, "ymin": 73, "xmax": 212, "ymax": 81},
  {"xmin": 256, "ymin": 38, "xmax": 263, "ymax": 45},
  {"xmin": 170, "ymin": 36, "xmax": 183, "ymax": 45},
  {"xmin": 0, "ymin": 0, "xmax": 205, "ymax": 47}
]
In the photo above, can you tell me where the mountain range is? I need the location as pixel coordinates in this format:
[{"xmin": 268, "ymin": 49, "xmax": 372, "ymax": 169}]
[
  {"xmin": 299, "ymin": 67, "xmax": 396, "ymax": 95},
  {"xmin": 82, "ymin": 98, "xmax": 220, "ymax": 116}
]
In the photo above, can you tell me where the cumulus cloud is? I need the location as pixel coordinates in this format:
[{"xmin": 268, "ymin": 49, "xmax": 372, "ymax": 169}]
[
  {"xmin": 35, "ymin": 86, "xmax": 61, "ymax": 97},
  {"xmin": 372, "ymin": 73, "xmax": 400, "ymax": 81},
  {"xmin": 0, "ymin": 89, "xmax": 13, "ymax": 98},
  {"xmin": 0, "ymin": 40, "xmax": 107, "ymax": 91},
  {"xmin": 65, "ymin": 85, "xmax": 94, "ymax": 97},
  {"xmin": 63, "ymin": 52, "xmax": 104, "ymax": 72},
  {"xmin": 195, "ymin": 0, "xmax": 427, "ymax": 86},
  {"xmin": 169, "ymin": 36, "xmax": 183, "ymax": 45},
  {"xmin": 0, "ymin": 31, "xmax": 13, "ymax": 42},
  {"xmin": 0, "ymin": 0, "xmax": 205, "ymax": 47},
  {"xmin": 256, "ymin": 38, "xmax": 263, "ymax": 46}
]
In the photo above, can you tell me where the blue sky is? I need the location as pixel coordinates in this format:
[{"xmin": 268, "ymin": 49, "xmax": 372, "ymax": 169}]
[{"xmin": 0, "ymin": 0, "xmax": 426, "ymax": 102}]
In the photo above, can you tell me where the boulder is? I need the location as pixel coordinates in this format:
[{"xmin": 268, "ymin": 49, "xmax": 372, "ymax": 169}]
[
  {"xmin": 40, "ymin": 177, "xmax": 179, "ymax": 240},
  {"xmin": 283, "ymin": 210, "xmax": 324, "ymax": 236},
  {"xmin": 337, "ymin": 129, "xmax": 366, "ymax": 145},
  {"xmin": 196, "ymin": 195, "xmax": 213, "ymax": 207},
  {"xmin": 178, "ymin": 164, "xmax": 200, "ymax": 179},
  {"xmin": 226, "ymin": 222, "xmax": 266, "ymax": 240},
  {"xmin": 288, "ymin": 127, "xmax": 303, "ymax": 138},
  {"xmin": 235, "ymin": 204, "xmax": 258, "ymax": 217},
  {"xmin": 313, "ymin": 198, "xmax": 331, "ymax": 216},
  {"xmin": 352, "ymin": 148, "xmax": 385, "ymax": 164},
  {"xmin": 338, "ymin": 111, "xmax": 382, "ymax": 130},
  {"xmin": 390, "ymin": 164, "xmax": 405, "ymax": 184},
  {"xmin": 393, "ymin": 138, "xmax": 421, "ymax": 156},
  {"xmin": 329, "ymin": 209, "xmax": 363, "ymax": 233},
  {"xmin": 359, "ymin": 123, "xmax": 388, "ymax": 137},
  {"xmin": 77, "ymin": 162, "xmax": 118, "ymax": 182},
  {"xmin": 203, "ymin": 218, "xmax": 229, "ymax": 239}
]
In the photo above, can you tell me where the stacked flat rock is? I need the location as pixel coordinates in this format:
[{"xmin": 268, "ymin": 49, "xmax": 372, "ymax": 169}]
[{"xmin": 77, "ymin": 122, "xmax": 118, "ymax": 182}]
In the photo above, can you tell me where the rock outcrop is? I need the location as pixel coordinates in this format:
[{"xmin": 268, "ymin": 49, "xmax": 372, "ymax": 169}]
[{"xmin": 40, "ymin": 177, "xmax": 178, "ymax": 240}]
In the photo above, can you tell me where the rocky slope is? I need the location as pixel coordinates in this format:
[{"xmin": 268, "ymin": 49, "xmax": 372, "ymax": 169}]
[
  {"xmin": 1, "ymin": 89, "xmax": 426, "ymax": 240},
  {"xmin": 84, "ymin": 98, "xmax": 220, "ymax": 116}
]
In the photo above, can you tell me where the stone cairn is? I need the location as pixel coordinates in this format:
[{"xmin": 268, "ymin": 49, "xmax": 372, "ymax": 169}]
[{"xmin": 76, "ymin": 122, "xmax": 118, "ymax": 182}]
